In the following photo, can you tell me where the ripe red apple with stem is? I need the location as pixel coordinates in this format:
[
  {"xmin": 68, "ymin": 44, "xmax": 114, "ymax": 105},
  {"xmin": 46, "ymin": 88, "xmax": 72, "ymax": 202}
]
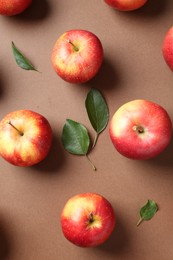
[
  {"xmin": 61, "ymin": 193, "xmax": 116, "ymax": 247},
  {"xmin": 162, "ymin": 26, "xmax": 173, "ymax": 71},
  {"xmin": 104, "ymin": 0, "xmax": 148, "ymax": 11},
  {"xmin": 109, "ymin": 99, "xmax": 172, "ymax": 160},
  {"xmin": 0, "ymin": 0, "xmax": 32, "ymax": 16},
  {"xmin": 51, "ymin": 29, "xmax": 103, "ymax": 84},
  {"xmin": 0, "ymin": 110, "xmax": 52, "ymax": 166}
]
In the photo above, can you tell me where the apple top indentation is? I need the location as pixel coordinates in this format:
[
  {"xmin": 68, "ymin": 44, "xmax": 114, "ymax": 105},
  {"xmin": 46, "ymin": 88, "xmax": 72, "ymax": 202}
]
[{"xmin": 133, "ymin": 125, "xmax": 145, "ymax": 134}]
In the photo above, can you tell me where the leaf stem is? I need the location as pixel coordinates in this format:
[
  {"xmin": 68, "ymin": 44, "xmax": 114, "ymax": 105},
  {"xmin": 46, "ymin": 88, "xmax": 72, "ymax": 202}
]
[
  {"xmin": 92, "ymin": 132, "xmax": 99, "ymax": 149},
  {"xmin": 136, "ymin": 217, "xmax": 143, "ymax": 227},
  {"xmin": 85, "ymin": 155, "xmax": 96, "ymax": 171}
]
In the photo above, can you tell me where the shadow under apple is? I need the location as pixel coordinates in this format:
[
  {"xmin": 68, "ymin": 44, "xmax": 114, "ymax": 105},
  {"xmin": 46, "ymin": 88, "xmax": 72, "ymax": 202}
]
[
  {"xmin": 141, "ymin": 135, "xmax": 173, "ymax": 169},
  {"xmin": 32, "ymin": 132, "xmax": 66, "ymax": 174},
  {"xmin": 134, "ymin": 0, "xmax": 169, "ymax": 17},
  {"xmin": 0, "ymin": 221, "xmax": 12, "ymax": 260},
  {"xmin": 83, "ymin": 58, "xmax": 120, "ymax": 92},
  {"xmin": 0, "ymin": 63, "xmax": 12, "ymax": 100},
  {"xmin": 96, "ymin": 211, "xmax": 130, "ymax": 255},
  {"xmin": 9, "ymin": 0, "xmax": 51, "ymax": 22},
  {"xmin": 0, "ymin": 71, "xmax": 5, "ymax": 100},
  {"xmin": 113, "ymin": 0, "xmax": 169, "ymax": 18}
]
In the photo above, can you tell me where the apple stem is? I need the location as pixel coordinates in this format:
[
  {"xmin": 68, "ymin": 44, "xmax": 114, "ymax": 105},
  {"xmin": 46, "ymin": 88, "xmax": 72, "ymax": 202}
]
[
  {"xmin": 85, "ymin": 155, "xmax": 97, "ymax": 171},
  {"xmin": 8, "ymin": 121, "xmax": 24, "ymax": 136},
  {"xmin": 136, "ymin": 217, "xmax": 143, "ymax": 227},
  {"xmin": 92, "ymin": 133, "xmax": 99, "ymax": 149},
  {"xmin": 68, "ymin": 40, "xmax": 79, "ymax": 52}
]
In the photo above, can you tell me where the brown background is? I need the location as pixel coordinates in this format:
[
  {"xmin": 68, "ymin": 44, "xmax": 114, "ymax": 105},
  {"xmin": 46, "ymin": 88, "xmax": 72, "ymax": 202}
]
[{"xmin": 0, "ymin": 0, "xmax": 173, "ymax": 259}]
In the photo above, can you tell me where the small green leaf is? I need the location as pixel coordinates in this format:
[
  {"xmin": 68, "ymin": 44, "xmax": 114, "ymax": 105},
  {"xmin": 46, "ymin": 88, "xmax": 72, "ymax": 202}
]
[
  {"xmin": 62, "ymin": 119, "xmax": 96, "ymax": 170},
  {"xmin": 62, "ymin": 119, "xmax": 90, "ymax": 155},
  {"xmin": 137, "ymin": 200, "xmax": 158, "ymax": 227},
  {"xmin": 12, "ymin": 42, "xmax": 38, "ymax": 71},
  {"xmin": 85, "ymin": 89, "xmax": 109, "ymax": 147}
]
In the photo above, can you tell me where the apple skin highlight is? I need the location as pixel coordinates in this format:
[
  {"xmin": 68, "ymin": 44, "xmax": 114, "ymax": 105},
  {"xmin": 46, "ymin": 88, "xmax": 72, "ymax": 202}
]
[
  {"xmin": 61, "ymin": 193, "xmax": 116, "ymax": 247},
  {"xmin": 0, "ymin": 0, "xmax": 32, "ymax": 16},
  {"xmin": 0, "ymin": 110, "xmax": 52, "ymax": 166},
  {"xmin": 51, "ymin": 30, "xmax": 103, "ymax": 84},
  {"xmin": 109, "ymin": 99, "xmax": 172, "ymax": 160}
]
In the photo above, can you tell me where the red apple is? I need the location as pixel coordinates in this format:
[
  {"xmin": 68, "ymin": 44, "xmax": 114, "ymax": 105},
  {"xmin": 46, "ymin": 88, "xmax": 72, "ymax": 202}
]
[
  {"xmin": 51, "ymin": 29, "xmax": 103, "ymax": 84},
  {"xmin": 162, "ymin": 26, "xmax": 173, "ymax": 71},
  {"xmin": 0, "ymin": 0, "xmax": 32, "ymax": 16},
  {"xmin": 109, "ymin": 99, "xmax": 172, "ymax": 160},
  {"xmin": 61, "ymin": 192, "xmax": 116, "ymax": 247},
  {"xmin": 0, "ymin": 110, "xmax": 52, "ymax": 166},
  {"xmin": 104, "ymin": 0, "xmax": 148, "ymax": 11}
]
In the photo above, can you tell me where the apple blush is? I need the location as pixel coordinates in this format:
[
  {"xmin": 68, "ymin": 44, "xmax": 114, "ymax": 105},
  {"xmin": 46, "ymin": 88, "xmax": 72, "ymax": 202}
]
[
  {"xmin": 104, "ymin": 0, "xmax": 148, "ymax": 11},
  {"xmin": 61, "ymin": 193, "xmax": 116, "ymax": 247},
  {"xmin": 51, "ymin": 29, "xmax": 103, "ymax": 84},
  {"xmin": 162, "ymin": 26, "xmax": 173, "ymax": 71},
  {"xmin": 0, "ymin": 0, "xmax": 32, "ymax": 16},
  {"xmin": 109, "ymin": 99, "xmax": 172, "ymax": 160},
  {"xmin": 0, "ymin": 110, "xmax": 52, "ymax": 166}
]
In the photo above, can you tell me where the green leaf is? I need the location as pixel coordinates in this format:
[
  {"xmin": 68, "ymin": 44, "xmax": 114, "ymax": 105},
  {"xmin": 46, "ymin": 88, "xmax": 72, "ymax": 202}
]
[
  {"xmin": 62, "ymin": 119, "xmax": 90, "ymax": 155},
  {"xmin": 12, "ymin": 42, "xmax": 38, "ymax": 71},
  {"xmin": 85, "ymin": 89, "xmax": 109, "ymax": 147},
  {"xmin": 137, "ymin": 200, "xmax": 158, "ymax": 227}
]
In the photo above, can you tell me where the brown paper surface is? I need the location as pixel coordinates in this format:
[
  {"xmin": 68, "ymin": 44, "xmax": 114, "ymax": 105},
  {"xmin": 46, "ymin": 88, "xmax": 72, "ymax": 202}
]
[{"xmin": 0, "ymin": 1, "xmax": 173, "ymax": 259}]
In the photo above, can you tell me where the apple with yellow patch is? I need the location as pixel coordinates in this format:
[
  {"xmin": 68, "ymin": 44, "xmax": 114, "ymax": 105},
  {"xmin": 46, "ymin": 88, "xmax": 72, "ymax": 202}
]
[
  {"xmin": 104, "ymin": 0, "xmax": 148, "ymax": 11},
  {"xmin": 51, "ymin": 29, "xmax": 103, "ymax": 84},
  {"xmin": 0, "ymin": 110, "xmax": 52, "ymax": 166},
  {"xmin": 61, "ymin": 193, "xmax": 116, "ymax": 247},
  {"xmin": 109, "ymin": 99, "xmax": 172, "ymax": 160},
  {"xmin": 0, "ymin": 0, "xmax": 32, "ymax": 16}
]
